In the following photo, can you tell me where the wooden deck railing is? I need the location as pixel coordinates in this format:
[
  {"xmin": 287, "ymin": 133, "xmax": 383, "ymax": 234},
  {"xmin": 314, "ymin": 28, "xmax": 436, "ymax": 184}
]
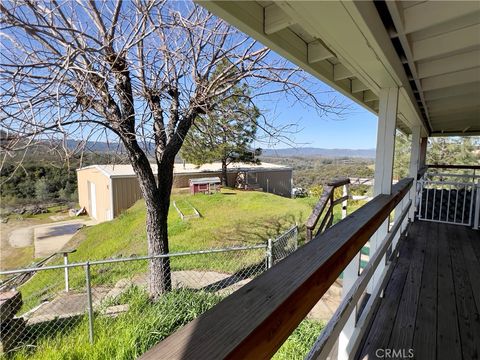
[
  {"xmin": 426, "ymin": 164, "xmax": 480, "ymax": 171},
  {"xmin": 305, "ymin": 178, "xmax": 350, "ymax": 242},
  {"xmin": 139, "ymin": 178, "xmax": 413, "ymax": 360},
  {"xmin": 418, "ymin": 164, "xmax": 479, "ymax": 229}
]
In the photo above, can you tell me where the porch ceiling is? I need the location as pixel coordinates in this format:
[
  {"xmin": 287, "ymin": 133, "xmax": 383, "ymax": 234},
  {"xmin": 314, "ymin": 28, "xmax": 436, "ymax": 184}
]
[
  {"xmin": 199, "ymin": 1, "xmax": 480, "ymax": 137},
  {"xmin": 381, "ymin": 1, "xmax": 480, "ymax": 136}
]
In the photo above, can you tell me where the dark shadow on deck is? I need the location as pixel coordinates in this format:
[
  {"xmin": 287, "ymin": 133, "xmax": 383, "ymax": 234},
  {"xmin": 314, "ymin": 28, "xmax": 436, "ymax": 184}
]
[{"xmin": 356, "ymin": 221, "xmax": 480, "ymax": 360}]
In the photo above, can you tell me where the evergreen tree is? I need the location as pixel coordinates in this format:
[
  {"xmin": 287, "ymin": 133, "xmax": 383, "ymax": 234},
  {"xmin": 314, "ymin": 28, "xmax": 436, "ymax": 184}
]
[{"xmin": 181, "ymin": 61, "xmax": 262, "ymax": 186}]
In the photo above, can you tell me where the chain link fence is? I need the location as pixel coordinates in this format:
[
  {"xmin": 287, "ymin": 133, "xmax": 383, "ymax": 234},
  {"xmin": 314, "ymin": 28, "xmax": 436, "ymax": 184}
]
[
  {"xmin": 0, "ymin": 226, "xmax": 298, "ymax": 358},
  {"xmin": 267, "ymin": 224, "xmax": 299, "ymax": 267}
]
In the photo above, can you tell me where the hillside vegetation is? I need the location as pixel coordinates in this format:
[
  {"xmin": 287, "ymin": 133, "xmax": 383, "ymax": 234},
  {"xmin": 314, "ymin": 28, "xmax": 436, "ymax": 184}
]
[
  {"xmin": 69, "ymin": 189, "xmax": 314, "ymax": 260},
  {"xmin": 13, "ymin": 190, "xmax": 328, "ymax": 360}
]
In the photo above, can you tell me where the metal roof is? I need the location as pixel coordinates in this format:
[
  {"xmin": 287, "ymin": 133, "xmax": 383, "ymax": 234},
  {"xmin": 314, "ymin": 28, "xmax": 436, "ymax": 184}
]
[
  {"xmin": 77, "ymin": 162, "xmax": 291, "ymax": 178},
  {"xmin": 189, "ymin": 177, "xmax": 221, "ymax": 184}
]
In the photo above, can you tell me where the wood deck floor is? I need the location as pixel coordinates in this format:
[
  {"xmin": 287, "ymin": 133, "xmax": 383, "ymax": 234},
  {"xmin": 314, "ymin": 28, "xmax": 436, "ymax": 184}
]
[{"xmin": 356, "ymin": 221, "xmax": 480, "ymax": 360}]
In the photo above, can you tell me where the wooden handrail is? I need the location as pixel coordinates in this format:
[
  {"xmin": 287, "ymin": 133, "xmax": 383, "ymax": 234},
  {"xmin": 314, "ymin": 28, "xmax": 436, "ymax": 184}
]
[
  {"xmin": 427, "ymin": 164, "xmax": 480, "ymax": 170},
  {"xmin": 139, "ymin": 178, "xmax": 413, "ymax": 360},
  {"xmin": 305, "ymin": 185, "xmax": 333, "ymax": 229},
  {"xmin": 306, "ymin": 178, "xmax": 350, "ymax": 241},
  {"xmin": 417, "ymin": 166, "xmax": 428, "ymax": 180},
  {"xmin": 327, "ymin": 178, "xmax": 351, "ymax": 187}
]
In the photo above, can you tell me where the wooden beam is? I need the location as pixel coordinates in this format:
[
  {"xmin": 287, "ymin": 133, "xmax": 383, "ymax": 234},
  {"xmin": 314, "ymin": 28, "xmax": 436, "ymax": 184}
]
[
  {"xmin": 308, "ymin": 40, "xmax": 335, "ymax": 63},
  {"xmin": 428, "ymin": 94, "xmax": 479, "ymax": 109},
  {"xmin": 430, "ymin": 110, "xmax": 480, "ymax": 123},
  {"xmin": 424, "ymin": 83, "xmax": 480, "ymax": 101},
  {"xmin": 421, "ymin": 67, "xmax": 480, "ymax": 91},
  {"xmin": 412, "ymin": 24, "xmax": 480, "ymax": 61},
  {"xmin": 419, "ymin": 137, "xmax": 427, "ymax": 168},
  {"xmin": 139, "ymin": 179, "xmax": 413, "ymax": 360},
  {"xmin": 403, "ymin": 2, "xmax": 480, "ymax": 34},
  {"xmin": 264, "ymin": 4, "xmax": 295, "ymax": 35},
  {"xmin": 352, "ymin": 79, "xmax": 369, "ymax": 93},
  {"xmin": 334, "ymin": 63, "xmax": 353, "ymax": 81},
  {"xmin": 409, "ymin": 126, "xmax": 421, "ymax": 219},
  {"xmin": 417, "ymin": 51, "xmax": 480, "ymax": 79},
  {"xmin": 374, "ymin": 87, "xmax": 398, "ymax": 195},
  {"xmin": 428, "ymin": 102, "xmax": 479, "ymax": 117},
  {"xmin": 363, "ymin": 90, "xmax": 378, "ymax": 103}
]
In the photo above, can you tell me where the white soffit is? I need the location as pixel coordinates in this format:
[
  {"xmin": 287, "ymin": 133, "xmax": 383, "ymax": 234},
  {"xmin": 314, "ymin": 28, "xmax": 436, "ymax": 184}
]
[
  {"xmin": 198, "ymin": 0, "xmax": 428, "ymax": 136},
  {"xmin": 385, "ymin": 0, "xmax": 480, "ymax": 136}
]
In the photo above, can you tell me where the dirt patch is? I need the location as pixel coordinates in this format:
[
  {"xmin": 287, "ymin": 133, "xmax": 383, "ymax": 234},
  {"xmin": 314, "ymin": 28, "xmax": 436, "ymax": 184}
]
[
  {"xmin": 1, "ymin": 218, "xmax": 41, "ymax": 270},
  {"xmin": 307, "ymin": 279, "xmax": 343, "ymax": 322},
  {"xmin": 9, "ymin": 227, "xmax": 34, "ymax": 248}
]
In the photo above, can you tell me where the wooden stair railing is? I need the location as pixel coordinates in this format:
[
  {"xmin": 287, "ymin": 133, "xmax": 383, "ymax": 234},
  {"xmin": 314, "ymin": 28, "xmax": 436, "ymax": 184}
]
[
  {"xmin": 305, "ymin": 178, "xmax": 350, "ymax": 242},
  {"xmin": 139, "ymin": 178, "xmax": 413, "ymax": 360}
]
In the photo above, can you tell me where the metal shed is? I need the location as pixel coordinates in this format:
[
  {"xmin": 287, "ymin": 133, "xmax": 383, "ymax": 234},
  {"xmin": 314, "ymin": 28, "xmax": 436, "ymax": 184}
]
[{"xmin": 76, "ymin": 162, "xmax": 292, "ymax": 222}]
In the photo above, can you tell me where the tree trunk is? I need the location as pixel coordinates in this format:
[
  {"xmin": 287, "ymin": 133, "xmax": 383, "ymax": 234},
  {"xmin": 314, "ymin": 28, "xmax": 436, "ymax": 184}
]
[
  {"xmin": 221, "ymin": 159, "xmax": 228, "ymax": 187},
  {"xmin": 145, "ymin": 195, "xmax": 172, "ymax": 299},
  {"xmin": 122, "ymin": 139, "xmax": 173, "ymax": 299},
  {"xmin": 144, "ymin": 159, "xmax": 175, "ymax": 299}
]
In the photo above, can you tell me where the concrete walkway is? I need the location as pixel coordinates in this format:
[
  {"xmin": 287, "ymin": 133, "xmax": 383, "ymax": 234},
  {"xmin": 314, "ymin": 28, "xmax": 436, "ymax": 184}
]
[
  {"xmin": 24, "ymin": 271, "xmax": 341, "ymax": 325},
  {"xmin": 7, "ymin": 219, "xmax": 95, "ymax": 258},
  {"xmin": 33, "ymin": 220, "xmax": 95, "ymax": 258}
]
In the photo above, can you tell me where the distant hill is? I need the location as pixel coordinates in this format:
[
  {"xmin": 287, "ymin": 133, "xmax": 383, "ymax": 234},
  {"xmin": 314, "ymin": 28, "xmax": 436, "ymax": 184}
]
[
  {"xmin": 7, "ymin": 137, "xmax": 375, "ymax": 160},
  {"xmin": 262, "ymin": 147, "xmax": 376, "ymax": 158},
  {"xmin": 66, "ymin": 141, "xmax": 376, "ymax": 159}
]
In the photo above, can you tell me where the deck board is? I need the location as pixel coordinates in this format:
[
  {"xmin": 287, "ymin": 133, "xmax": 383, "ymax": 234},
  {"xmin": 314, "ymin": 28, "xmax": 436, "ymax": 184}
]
[
  {"xmin": 388, "ymin": 221, "xmax": 426, "ymax": 351},
  {"xmin": 436, "ymin": 223, "xmax": 462, "ymax": 360},
  {"xmin": 449, "ymin": 225, "xmax": 480, "ymax": 360},
  {"xmin": 356, "ymin": 225, "xmax": 415, "ymax": 359},
  {"xmin": 356, "ymin": 221, "xmax": 479, "ymax": 360},
  {"xmin": 412, "ymin": 222, "xmax": 438, "ymax": 359}
]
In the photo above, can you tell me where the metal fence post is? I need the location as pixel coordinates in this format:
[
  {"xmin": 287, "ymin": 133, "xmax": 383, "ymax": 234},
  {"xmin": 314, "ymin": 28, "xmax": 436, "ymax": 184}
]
[
  {"xmin": 342, "ymin": 184, "xmax": 348, "ymax": 219},
  {"xmin": 267, "ymin": 239, "xmax": 273, "ymax": 269},
  {"xmin": 294, "ymin": 223, "xmax": 298, "ymax": 250},
  {"xmin": 474, "ymin": 183, "xmax": 480, "ymax": 230},
  {"xmin": 63, "ymin": 253, "xmax": 70, "ymax": 292},
  {"xmin": 85, "ymin": 262, "xmax": 94, "ymax": 344}
]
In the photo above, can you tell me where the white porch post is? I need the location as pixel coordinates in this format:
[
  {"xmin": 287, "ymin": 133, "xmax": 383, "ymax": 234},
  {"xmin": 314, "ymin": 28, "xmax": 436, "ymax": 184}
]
[
  {"xmin": 338, "ymin": 88, "xmax": 399, "ymax": 360},
  {"xmin": 408, "ymin": 126, "xmax": 421, "ymax": 220},
  {"xmin": 369, "ymin": 87, "xmax": 399, "ymax": 288}
]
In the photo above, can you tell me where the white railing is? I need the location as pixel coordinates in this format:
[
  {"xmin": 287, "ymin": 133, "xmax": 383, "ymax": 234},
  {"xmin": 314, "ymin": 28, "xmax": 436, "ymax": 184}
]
[
  {"xmin": 417, "ymin": 166, "xmax": 479, "ymax": 228},
  {"xmin": 307, "ymin": 180, "xmax": 412, "ymax": 360}
]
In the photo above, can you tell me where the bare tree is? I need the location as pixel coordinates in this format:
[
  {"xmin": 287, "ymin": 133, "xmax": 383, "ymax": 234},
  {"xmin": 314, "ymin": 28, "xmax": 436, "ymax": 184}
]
[{"xmin": 0, "ymin": 0, "xmax": 341, "ymax": 298}]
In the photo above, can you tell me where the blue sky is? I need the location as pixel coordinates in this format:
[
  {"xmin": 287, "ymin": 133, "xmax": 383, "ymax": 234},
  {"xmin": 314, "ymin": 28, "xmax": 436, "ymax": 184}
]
[{"xmin": 255, "ymin": 90, "xmax": 378, "ymax": 150}]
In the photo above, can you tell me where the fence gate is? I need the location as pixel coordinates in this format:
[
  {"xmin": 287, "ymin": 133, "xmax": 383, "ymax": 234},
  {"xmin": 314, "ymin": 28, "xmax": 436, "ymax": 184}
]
[
  {"xmin": 418, "ymin": 170, "xmax": 479, "ymax": 227},
  {"xmin": 267, "ymin": 224, "xmax": 298, "ymax": 268}
]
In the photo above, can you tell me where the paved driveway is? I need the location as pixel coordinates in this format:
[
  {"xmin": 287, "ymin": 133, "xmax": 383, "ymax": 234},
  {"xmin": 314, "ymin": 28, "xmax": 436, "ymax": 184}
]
[{"xmin": 33, "ymin": 220, "xmax": 95, "ymax": 258}]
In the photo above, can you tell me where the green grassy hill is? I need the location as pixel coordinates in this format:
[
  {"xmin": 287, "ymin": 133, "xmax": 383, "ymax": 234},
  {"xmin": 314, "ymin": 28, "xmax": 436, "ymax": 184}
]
[
  {"xmin": 10, "ymin": 190, "xmax": 323, "ymax": 360},
  {"xmin": 67, "ymin": 189, "xmax": 314, "ymax": 262},
  {"xmin": 11, "ymin": 190, "xmax": 366, "ymax": 360}
]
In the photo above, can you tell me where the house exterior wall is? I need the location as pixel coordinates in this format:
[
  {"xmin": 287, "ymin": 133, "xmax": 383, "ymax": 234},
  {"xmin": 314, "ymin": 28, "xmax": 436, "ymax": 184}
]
[
  {"xmin": 78, "ymin": 167, "xmax": 292, "ymax": 222},
  {"xmin": 77, "ymin": 168, "xmax": 112, "ymax": 222},
  {"xmin": 111, "ymin": 177, "xmax": 143, "ymax": 218},
  {"xmin": 252, "ymin": 170, "xmax": 292, "ymax": 198},
  {"xmin": 173, "ymin": 172, "xmax": 237, "ymax": 187}
]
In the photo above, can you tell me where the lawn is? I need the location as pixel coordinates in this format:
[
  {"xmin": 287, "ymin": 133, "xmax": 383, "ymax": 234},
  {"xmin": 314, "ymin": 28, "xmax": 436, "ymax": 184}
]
[
  {"xmin": 10, "ymin": 189, "xmax": 362, "ymax": 359},
  {"xmin": 69, "ymin": 189, "xmax": 314, "ymax": 260},
  {"xmin": 17, "ymin": 190, "xmax": 367, "ymax": 313},
  {"xmin": 10, "ymin": 286, "xmax": 324, "ymax": 360},
  {"xmin": 17, "ymin": 190, "xmax": 314, "ymax": 312}
]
